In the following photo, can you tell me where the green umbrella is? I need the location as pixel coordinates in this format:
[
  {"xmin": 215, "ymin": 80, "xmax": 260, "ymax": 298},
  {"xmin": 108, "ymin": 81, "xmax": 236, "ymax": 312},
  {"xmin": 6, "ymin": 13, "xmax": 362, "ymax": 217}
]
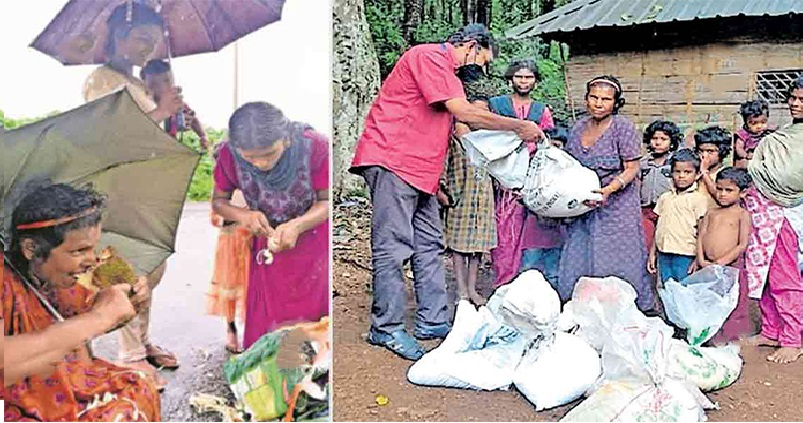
[{"xmin": 1, "ymin": 88, "xmax": 200, "ymax": 275}]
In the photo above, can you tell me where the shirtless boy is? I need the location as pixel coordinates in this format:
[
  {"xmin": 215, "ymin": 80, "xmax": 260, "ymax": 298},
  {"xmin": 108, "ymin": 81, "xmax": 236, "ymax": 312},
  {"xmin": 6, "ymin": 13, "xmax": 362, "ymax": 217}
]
[
  {"xmin": 697, "ymin": 167, "xmax": 752, "ymax": 269},
  {"xmin": 696, "ymin": 167, "xmax": 753, "ymax": 345}
]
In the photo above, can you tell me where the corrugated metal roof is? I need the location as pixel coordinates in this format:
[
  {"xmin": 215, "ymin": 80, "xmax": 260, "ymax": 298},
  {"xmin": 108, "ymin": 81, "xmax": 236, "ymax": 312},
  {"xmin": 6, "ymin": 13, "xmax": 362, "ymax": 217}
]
[{"xmin": 507, "ymin": 0, "xmax": 803, "ymax": 39}]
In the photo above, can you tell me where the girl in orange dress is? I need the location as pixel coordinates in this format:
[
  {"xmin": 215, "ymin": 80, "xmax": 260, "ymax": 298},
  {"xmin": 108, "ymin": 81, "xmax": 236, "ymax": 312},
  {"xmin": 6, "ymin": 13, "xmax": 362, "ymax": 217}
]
[{"xmin": 208, "ymin": 145, "xmax": 253, "ymax": 354}]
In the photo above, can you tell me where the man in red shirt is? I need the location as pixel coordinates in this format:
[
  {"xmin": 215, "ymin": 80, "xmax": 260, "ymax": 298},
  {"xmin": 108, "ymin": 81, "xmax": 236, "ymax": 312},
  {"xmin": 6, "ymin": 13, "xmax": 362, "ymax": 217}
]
[{"xmin": 350, "ymin": 24, "xmax": 544, "ymax": 360}]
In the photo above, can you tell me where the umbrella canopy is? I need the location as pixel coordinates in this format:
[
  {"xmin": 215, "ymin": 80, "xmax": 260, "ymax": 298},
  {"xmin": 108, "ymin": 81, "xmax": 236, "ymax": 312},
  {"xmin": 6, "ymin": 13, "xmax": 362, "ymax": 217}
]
[
  {"xmin": 1, "ymin": 88, "xmax": 200, "ymax": 275},
  {"xmin": 31, "ymin": 0, "xmax": 285, "ymax": 66}
]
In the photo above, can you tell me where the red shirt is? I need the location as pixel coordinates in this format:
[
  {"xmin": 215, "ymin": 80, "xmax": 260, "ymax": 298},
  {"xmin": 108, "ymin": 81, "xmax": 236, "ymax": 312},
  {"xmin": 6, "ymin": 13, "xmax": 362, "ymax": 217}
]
[{"xmin": 350, "ymin": 43, "xmax": 466, "ymax": 194}]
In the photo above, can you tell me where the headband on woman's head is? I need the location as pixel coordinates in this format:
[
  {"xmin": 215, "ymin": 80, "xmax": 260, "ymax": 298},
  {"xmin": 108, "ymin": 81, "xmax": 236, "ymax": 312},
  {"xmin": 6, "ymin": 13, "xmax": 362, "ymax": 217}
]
[
  {"xmin": 16, "ymin": 207, "xmax": 99, "ymax": 230},
  {"xmin": 588, "ymin": 78, "xmax": 621, "ymax": 93}
]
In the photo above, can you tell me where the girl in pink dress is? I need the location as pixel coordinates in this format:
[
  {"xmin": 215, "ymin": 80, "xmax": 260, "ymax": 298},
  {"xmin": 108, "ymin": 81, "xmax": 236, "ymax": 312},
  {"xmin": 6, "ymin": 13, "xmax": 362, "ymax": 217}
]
[{"xmin": 212, "ymin": 102, "xmax": 330, "ymax": 349}]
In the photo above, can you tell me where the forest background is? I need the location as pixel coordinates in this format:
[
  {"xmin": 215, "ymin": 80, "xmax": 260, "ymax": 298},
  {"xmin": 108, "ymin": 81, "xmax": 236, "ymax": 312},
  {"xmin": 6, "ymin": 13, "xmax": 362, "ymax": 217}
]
[{"xmin": 333, "ymin": 0, "xmax": 578, "ymax": 198}]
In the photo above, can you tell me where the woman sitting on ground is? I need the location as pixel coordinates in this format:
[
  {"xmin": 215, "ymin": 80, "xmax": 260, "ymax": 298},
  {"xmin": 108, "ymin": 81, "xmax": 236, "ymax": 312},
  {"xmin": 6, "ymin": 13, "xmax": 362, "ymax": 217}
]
[{"xmin": 2, "ymin": 183, "xmax": 161, "ymax": 422}]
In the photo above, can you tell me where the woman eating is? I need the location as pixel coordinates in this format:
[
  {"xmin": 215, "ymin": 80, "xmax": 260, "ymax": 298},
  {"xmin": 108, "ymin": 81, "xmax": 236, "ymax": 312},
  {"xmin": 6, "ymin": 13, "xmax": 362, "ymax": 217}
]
[{"xmin": 3, "ymin": 183, "xmax": 160, "ymax": 421}]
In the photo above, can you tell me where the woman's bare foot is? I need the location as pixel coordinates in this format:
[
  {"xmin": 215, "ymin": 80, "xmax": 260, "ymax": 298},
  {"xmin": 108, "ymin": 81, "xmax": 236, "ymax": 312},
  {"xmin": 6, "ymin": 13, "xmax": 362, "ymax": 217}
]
[
  {"xmin": 743, "ymin": 334, "xmax": 779, "ymax": 347},
  {"xmin": 469, "ymin": 291, "xmax": 487, "ymax": 306},
  {"xmin": 767, "ymin": 347, "xmax": 803, "ymax": 364},
  {"xmin": 122, "ymin": 359, "xmax": 167, "ymax": 392}
]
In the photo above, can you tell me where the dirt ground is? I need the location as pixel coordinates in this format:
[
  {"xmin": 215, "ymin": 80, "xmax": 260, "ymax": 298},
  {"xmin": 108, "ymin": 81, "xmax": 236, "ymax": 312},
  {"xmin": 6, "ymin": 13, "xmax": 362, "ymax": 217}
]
[{"xmin": 332, "ymin": 200, "xmax": 803, "ymax": 422}]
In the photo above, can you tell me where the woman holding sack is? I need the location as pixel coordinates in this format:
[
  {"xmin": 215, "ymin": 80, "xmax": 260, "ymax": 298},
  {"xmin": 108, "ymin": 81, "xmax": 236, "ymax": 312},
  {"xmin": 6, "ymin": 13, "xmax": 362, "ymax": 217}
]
[
  {"xmin": 558, "ymin": 75, "xmax": 655, "ymax": 312},
  {"xmin": 212, "ymin": 102, "xmax": 330, "ymax": 349}
]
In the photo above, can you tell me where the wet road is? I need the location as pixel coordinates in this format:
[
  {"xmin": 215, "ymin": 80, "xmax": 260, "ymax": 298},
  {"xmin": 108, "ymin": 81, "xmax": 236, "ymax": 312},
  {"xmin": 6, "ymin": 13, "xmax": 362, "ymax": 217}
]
[{"xmin": 93, "ymin": 202, "xmax": 237, "ymax": 421}]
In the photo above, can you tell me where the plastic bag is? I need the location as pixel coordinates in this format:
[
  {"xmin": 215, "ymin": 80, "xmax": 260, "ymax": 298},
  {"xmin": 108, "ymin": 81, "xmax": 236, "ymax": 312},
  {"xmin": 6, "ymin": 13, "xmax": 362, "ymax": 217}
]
[
  {"xmin": 522, "ymin": 144, "xmax": 603, "ymax": 218},
  {"xmin": 563, "ymin": 317, "xmax": 714, "ymax": 422},
  {"xmin": 667, "ymin": 339, "xmax": 742, "ymax": 392},
  {"xmin": 407, "ymin": 301, "xmax": 526, "ymax": 391},
  {"xmin": 486, "ymin": 270, "xmax": 561, "ymax": 338},
  {"xmin": 514, "ymin": 332, "xmax": 601, "ymax": 411},
  {"xmin": 461, "ymin": 130, "xmax": 529, "ymax": 190},
  {"xmin": 560, "ymin": 379, "xmax": 712, "ymax": 422},
  {"xmin": 224, "ymin": 318, "xmax": 330, "ymax": 422},
  {"xmin": 570, "ymin": 276, "xmax": 643, "ymax": 352},
  {"xmin": 659, "ymin": 265, "xmax": 740, "ymax": 346}
]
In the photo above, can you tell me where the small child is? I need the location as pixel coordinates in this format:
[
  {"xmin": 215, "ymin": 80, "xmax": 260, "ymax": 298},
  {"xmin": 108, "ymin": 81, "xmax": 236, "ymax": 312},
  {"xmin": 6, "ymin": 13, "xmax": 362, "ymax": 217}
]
[
  {"xmin": 648, "ymin": 149, "xmax": 710, "ymax": 284},
  {"xmin": 207, "ymin": 141, "xmax": 253, "ymax": 354},
  {"xmin": 440, "ymin": 81, "xmax": 498, "ymax": 306},
  {"xmin": 734, "ymin": 100, "xmax": 774, "ymax": 169},
  {"xmin": 520, "ymin": 126, "xmax": 568, "ymax": 291},
  {"xmin": 694, "ymin": 126, "xmax": 732, "ymax": 207},
  {"xmin": 640, "ymin": 120, "xmax": 683, "ymax": 253},
  {"xmin": 696, "ymin": 167, "xmax": 753, "ymax": 345},
  {"xmin": 141, "ymin": 59, "xmax": 210, "ymax": 151}
]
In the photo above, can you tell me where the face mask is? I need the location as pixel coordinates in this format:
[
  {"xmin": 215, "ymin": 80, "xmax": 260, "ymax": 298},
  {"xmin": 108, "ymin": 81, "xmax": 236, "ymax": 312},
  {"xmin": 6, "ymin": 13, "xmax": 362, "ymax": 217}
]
[{"xmin": 457, "ymin": 64, "xmax": 484, "ymax": 83}]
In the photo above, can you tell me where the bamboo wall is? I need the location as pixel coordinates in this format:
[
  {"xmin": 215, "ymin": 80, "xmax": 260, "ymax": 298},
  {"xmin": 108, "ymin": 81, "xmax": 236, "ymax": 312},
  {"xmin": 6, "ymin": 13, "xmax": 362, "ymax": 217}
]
[{"xmin": 563, "ymin": 39, "xmax": 803, "ymax": 147}]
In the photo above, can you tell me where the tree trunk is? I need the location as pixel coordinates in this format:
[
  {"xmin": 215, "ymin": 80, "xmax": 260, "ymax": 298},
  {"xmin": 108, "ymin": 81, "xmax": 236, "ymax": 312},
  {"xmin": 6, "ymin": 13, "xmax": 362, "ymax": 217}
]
[
  {"xmin": 333, "ymin": 0, "xmax": 381, "ymax": 199},
  {"xmin": 401, "ymin": 0, "xmax": 423, "ymax": 44},
  {"xmin": 476, "ymin": 0, "xmax": 489, "ymax": 26}
]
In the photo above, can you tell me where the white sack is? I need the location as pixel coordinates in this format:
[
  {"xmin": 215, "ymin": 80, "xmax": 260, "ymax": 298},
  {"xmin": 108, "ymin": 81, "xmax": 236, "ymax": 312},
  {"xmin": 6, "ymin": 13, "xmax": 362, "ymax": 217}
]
[
  {"xmin": 407, "ymin": 301, "xmax": 525, "ymax": 390},
  {"xmin": 461, "ymin": 130, "xmax": 529, "ymax": 190},
  {"xmin": 486, "ymin": 270, "xmax": 561, "ymax": 337},
  {"xmin": 560, "ymin": 379, "xmax": 711, "ymax": 422},
  {"xmin": 557, "ymin": 301, "xmax": 578, "ymax": 333},
  {"xmin": 570, "ymin": 276, "xmax": 643, "ymax": 352},
  {"xmin": 563, "ymin": 316, "xmax": 714, "ymax": 422},
  {"xmin": 514, "ymin": 332, "xmax": 601, "ymax": 411},
  {"xmin": 522, "ymin": 145, "xmax": 603, "ymax": 218},
  {"xmin": 659, "ymin": 266, "xmax": 740, "ymax": 346},
  {"xmin": 667, "ymin": 339, "xmax": 742, "ymax": 392}
]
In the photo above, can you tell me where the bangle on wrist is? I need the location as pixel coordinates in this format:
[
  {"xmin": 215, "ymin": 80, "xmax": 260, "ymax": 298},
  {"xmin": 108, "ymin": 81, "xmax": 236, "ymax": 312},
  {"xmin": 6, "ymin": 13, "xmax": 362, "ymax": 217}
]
[{"xmin": 615, "ymin": 176, "xmax": 627, "ymax": 188}]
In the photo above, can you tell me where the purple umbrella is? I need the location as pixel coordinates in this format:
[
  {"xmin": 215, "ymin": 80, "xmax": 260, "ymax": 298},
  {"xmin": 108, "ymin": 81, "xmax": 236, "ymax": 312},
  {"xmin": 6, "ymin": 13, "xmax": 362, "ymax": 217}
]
[{"xmin": 31, "ymin": 0, "xmax": 285, "ymax": 65}]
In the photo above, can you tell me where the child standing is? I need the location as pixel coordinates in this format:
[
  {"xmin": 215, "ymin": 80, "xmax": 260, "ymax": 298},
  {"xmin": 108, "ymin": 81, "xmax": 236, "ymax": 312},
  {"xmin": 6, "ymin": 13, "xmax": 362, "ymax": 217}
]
[
  {"xmin": 520, "ymin": 126, "xmax": 568, "ymax": 291},
  {"xmin": 648, "ymin": 149, "xmax": 710, "ymax": 284},
  {"xmin": 141, "ymin": 59, "xmax": 210, "ymax": 152},
  {"xmin": 440, "ymin": 81, "xmax": 498, "ymax": 306},
  {"xmin": 208, "ymin": 142, "xmax": 253, "ymax": 353},
  {"xmin": 640, "ymin": 120, "xmax": 683, "ymax": 252},
  {"xmin": 694, "ymin": 126, "xmax": 732, "ymax": 207},
  {"xmin": 734, "ymin": 100, "xmax": 774, "ymax": 169},
  {"xmin": 696, "ymin": 168, "xmax": 753, "ymax": 344}
]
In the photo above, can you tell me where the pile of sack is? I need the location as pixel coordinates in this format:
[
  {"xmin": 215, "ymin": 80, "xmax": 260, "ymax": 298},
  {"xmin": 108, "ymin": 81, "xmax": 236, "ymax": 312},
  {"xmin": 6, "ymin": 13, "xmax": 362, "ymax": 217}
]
[
  {"xmin": 460, "ymin": 131, "xmax": 602, "ymax": 218},
  {"xmin": 408, "ymin": 270, "xmax": 601, "ymax": 411},
  {"xmin": 561, "ymin": 276, "xmax": 743, "ymax": 421},
  {"xmin": 408, "ymin": 270, "xmax": 745, "ymax": 420}
]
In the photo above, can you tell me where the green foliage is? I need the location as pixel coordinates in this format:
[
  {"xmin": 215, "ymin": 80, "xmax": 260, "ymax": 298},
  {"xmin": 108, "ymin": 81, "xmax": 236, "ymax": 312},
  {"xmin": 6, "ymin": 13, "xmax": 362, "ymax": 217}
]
[
  {"xmin": 176, "ymin": 128, "xmax": 226, "ymax": 202},
  {"xmin": 2, "ymin": 108, "xmax": 224, "ymax": 202},
  {"xmin": 365, "ymin": 0, "xmax": 407, "ymax": 78},
  {"xmin": 365, "ymin": 0, "xmax": 574, "ymax": 122},
  {"xmin": 1, "ymin": 110, "xmax": 61, "ymax": 130}
]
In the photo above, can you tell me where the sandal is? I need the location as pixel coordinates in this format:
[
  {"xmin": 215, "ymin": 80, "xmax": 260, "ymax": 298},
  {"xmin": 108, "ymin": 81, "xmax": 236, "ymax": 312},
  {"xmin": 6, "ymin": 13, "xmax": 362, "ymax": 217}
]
[
  {"xmin": 366, "ymin": 329, "xmax": 425, "ymax": 361},
  {"xmin": 145, "ymin": 344, "xmax": 180, "ymax": 370},
  {"xmin": 226, "ymin": 328, "xmax": 244, "ymax": 354},
  {"xmin": 225, "ymin": 344, "xmax": 244, "ymax": 354}
]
